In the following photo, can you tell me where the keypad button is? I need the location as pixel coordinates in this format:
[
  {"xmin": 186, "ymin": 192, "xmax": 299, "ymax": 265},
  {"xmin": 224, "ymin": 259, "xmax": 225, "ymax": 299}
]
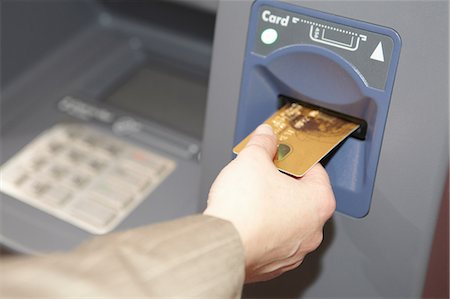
[
  {"xmin": 13, "ymin": 173, "xmax": 30, "ymax": 186},
  {"xmin": 0, "ymin": 166, "xmax": 30, "ymax": 187},
  {"xmin": 90, "ymin": 181, "xmax": 132, "ymax": 200},
  {"xmin": 65, "ymin": 127, "xmax": 84, "ymax": 140},
  {"xmin": 41, "ymin": 185, "xmax": 72, "ymax": 206},
  {"xmin": 46, "ymin": 164, "xmax": 70, "ymax": 180},
  {"xmin": 81, "ymin": 135, "xmax": 95, "ymax": 146},
  {"xmin": 62, "ymin": 172, "xmax": 92, "ymax": 190},
  {"xmin": 123, "ymin": 150, "xmax": 169, "ymax": 176},
  {"xmin": 22, "ymin": 179, "xmax": 51, "ymax": 197},
  {"xmin": 29, "ymin": 155, "xmax": 50, "ymax": 171},
  {"xmin": 109, "ymin": 165, "xmax": 152, "ymax": 191},
  {"xmin": 104, "ymin": 143, "xmax": 123, "ymax": 156},
  {"xmin": 83, "ymin": 135, "xmax": 123, "ymax": 157},
  {"xmin": 47, "ymin": 140, "xmax": 65, "ymax": 154},
  {"xmin": 94, "ymin": 141, "xmax": 124, "ymax": 157},
  {"xmin": 124, "ymin": 150, "xmax": 160, "ymax": 167},
  {"xmin": 69, "ymin": 197, "xmax": 116, "ymax": 227},
  {"xmin": 64, "ymin": 149, "xmax": 88, "ymax": 164},
  {"xmin": 87, "ymin": 186, "xmax": 132, "ymax": 210},
  {"xmin": 120, "ymin": 160, "xmax": 154, "ymax": 177},
  {"xmin": 86, "ymin": 158, "xmax": 109, "ymax": 173}
]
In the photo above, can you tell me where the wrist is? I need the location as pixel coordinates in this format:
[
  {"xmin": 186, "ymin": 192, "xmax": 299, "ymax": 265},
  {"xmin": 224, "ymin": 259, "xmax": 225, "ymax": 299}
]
[{"xmin": 203, "ymin": 208, "xmax": 254, "ymax": 269}]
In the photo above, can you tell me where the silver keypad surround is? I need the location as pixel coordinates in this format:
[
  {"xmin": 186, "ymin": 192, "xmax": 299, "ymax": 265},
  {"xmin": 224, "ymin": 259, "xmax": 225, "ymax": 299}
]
[{"xmin": 0, "ymin": 123, "xmax": 176, "ymax": 234}]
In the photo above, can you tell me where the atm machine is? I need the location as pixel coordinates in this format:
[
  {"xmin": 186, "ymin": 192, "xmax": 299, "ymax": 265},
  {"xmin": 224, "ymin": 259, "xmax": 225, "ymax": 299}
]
[
  {"xmin": 200, "ymin": 0, "xmax": 449, "ymax": 298},
  {"xmin": 1, "ymin": 0, "xmax": 216, "ymax": 249},
  {"xmin": 1, "ymin": 0, "xmax": 449, "ymax": 298}
]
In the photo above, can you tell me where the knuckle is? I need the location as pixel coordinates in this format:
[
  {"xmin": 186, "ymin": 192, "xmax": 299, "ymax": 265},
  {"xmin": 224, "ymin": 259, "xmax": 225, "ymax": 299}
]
[
  {"xmin": 240, "ymin": 143, "xmax": 271, "ymax": 159},
  {"xmin": 312, "ymin": 232, "xmax": 324, "ymax": 250},
  {"xmin": 323, "ymin": 192, "xmax": 336, "ymax": 219},
  {"xmin": 303, "ymin": 232, "xmax": 323, "ymax": 253},
  {"xmin": 315, "ymin": 185, "xmax": 336, "ymax": 221},
  {"xmin": 249, "ymin": 133, "xmax": 277, "ymax": 148},
  {"xmin": 282, "ymin": 259, "xmax": 304, "ymax": 272},
  {"xmin": 308, "ymin": 163, "xmax": 330, "ymax": 183},
  {"xmin": 328, "ymin": 192, "xmax": 337, "ymax": 213},
  {"xmin": 239, "ymin": 144, "xmax": 267, "ymax": 160},
  {"xmin": 273, "ymin": 257, "xmax": 305, "ymax": 277}
]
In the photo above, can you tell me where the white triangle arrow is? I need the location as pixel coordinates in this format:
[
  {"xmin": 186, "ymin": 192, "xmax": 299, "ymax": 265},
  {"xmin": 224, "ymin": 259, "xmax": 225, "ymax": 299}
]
[{"xmin": 370, "ymin": 42, "xmax": 384, "ymax": 62}]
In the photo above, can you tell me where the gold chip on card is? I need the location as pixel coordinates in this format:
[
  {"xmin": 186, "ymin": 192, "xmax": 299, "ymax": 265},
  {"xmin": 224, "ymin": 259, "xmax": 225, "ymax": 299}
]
[{"xmin": 233, "ymin": 102, "xmax": 360, "ymax": 177}]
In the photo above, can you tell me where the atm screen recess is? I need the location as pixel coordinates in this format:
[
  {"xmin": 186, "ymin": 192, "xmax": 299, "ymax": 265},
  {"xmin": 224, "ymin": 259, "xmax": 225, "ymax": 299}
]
[
  {"xmin": 57, "ymin": 51, "xmax": 208, "ymax": 161},
  {"xmin": 103, "ymin": 60, "xmax": 208, "ymax": 140},
  {"xmin": 235, "ymin": 0, "xmax": 401, "ymax": 217}
]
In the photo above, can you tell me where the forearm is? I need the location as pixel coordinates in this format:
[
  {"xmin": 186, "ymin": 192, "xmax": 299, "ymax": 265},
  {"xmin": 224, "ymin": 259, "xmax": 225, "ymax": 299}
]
[{"xmin": 0, "ymin": 215, "xmax": 245, "ymax": 298}]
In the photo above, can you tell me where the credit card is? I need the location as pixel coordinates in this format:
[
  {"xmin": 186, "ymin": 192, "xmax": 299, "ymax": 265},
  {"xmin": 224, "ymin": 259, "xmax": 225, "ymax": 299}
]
[{"xmin": 233, "ymin": 103, "xmax": 360, "ymax": 177}]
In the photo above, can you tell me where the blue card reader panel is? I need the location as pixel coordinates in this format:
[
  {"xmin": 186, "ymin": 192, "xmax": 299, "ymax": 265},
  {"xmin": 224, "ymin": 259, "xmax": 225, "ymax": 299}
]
[{"xmin": 234, "ymin": 0, "xmax": 401, "ymax": 217}]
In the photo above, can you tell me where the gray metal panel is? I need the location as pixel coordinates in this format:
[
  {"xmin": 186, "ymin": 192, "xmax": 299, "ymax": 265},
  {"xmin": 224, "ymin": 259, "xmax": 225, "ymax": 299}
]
[
  {"xmin": 0, "ymin": 0, "xmax": 97, "ymax": 88},
  {"xmin": 1, "ymin": 18, "xmax": 209, "ymax": 253},
  {"xmin": 199, "ymin": 0, "xmax": 254, "ymax": 205},
  {"xmin": 201, "ymin": 0, "xmax": 449, "ymax": 297}
]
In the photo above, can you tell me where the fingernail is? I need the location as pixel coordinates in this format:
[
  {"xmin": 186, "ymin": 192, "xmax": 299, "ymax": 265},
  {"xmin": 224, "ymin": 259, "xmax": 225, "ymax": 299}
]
[{"xmin": 254, "ymin": 124, "xmax": 274, "ymax": 135}]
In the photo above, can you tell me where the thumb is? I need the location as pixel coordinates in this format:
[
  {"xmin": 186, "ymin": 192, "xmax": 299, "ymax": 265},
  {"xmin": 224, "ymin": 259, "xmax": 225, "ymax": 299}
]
[{"xmin": 240, "ymin": 124, "xmax": 278, "ymax": 160}]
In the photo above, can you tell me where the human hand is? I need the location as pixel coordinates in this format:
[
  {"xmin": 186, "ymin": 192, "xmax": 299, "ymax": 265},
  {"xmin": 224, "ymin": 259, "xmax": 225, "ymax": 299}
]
[{"xmin": 204, "ymin": 124, "xmax": 336, "ymax": 283}]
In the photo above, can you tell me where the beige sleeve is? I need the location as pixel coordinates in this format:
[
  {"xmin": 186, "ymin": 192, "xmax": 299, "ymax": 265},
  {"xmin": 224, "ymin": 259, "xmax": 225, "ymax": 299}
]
[{"xmin": 0, "ymin": 215, "xmax": 245, "ymax": 298}]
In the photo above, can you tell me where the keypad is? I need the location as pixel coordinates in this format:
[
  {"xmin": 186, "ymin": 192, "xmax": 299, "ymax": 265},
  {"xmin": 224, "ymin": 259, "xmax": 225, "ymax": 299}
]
[{"xmin": 0, "ymin": 123, "xmax": 176, "ymax": 234}]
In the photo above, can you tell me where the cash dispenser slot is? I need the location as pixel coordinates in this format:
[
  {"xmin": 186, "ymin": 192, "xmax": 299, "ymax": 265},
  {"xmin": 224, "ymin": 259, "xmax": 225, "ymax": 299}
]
[{"xmin": 278, "ymin": 95, "xmax": 367, "ymax": 140}]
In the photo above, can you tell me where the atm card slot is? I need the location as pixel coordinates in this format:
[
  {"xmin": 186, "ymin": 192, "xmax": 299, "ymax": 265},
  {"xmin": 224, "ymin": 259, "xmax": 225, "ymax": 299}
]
[{"xmin": 279, "ymin": 95, "xmax": 367, "ymax": 140}]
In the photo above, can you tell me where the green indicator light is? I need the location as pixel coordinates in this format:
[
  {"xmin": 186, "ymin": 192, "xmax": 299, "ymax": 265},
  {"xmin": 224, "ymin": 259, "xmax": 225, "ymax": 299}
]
[{"xmin": 261, "ymin": 28, "xmax": 278, "ymax": 45}]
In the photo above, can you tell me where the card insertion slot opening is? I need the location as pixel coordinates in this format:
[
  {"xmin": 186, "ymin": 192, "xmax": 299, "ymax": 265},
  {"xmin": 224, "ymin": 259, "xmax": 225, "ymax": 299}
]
[{"xmin": 278, "ymin": 95, "xmax": 367, "ymax": 140}]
